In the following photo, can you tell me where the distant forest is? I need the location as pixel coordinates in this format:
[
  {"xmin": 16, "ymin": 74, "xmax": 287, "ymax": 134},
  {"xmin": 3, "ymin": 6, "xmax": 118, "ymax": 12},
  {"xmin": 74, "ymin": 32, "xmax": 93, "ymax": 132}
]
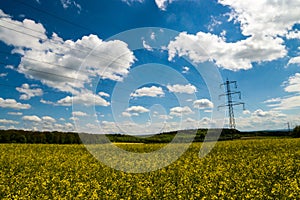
[{"xmin": 0, "ymin": 127, "xmax": 298, "ymax": 144}]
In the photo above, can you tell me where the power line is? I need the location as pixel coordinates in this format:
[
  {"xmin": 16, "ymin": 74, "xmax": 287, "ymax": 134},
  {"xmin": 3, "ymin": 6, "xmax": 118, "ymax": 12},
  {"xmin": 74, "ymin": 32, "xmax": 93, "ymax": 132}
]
[
  {"xmin": 0, "ymin": 23, "xmax": 134, "ymax": 66},
  {"xmin": 218, "ymin": 78, "xmax": 245, "ymax": 129},
  {"xmin": 14, "ymin": 0, "xmax": 97, "ymax": 34},
  {"xmin": 0, "ymin": 62, "xmax": 213, "ymax": 109}
]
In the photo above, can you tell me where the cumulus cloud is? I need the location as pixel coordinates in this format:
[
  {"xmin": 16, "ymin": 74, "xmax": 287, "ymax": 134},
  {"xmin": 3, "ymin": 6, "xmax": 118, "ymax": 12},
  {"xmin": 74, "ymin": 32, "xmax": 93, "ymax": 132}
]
[
  {"xmin": 7, "ymin": 112, "xmax": 23, "ymax": 116},
  {"xmin": 57, "ymin": 92, "xmax": 110, "ymax": 107},
  {"xmin": 0, "ymin": 97, "xmax": 31, "ymax": 110},
  {"xmin": 142, "ymin": 40, "xmax": 153, "ymax": 51},
  {"xmin": 242, "ymin": 110, "xmax": 251, "ymax": 115},
  {"xmin": 253, "ymin": 109, "xmax": 270, "ymax": 118},
  {"xmin": 98, "ymin": 92, "xmax": 110, "ymax": 98},
  {"xmin": 218, "ymin": 0, "xmax": 300, "ymax": 38},
  {"xmin": 168, "ymin": 32, "xmax": 286, "ymax": 71},
  {"xmin": 60, "ymin": 0, "xmax": 81, "ymax": 12},
  {"xmin": 122, "ymin": 106, "xmax": 150, "ymax": 117},
  {"xmin": 126, "ymin": 106, "xmax": 150, "ymax": 113},
  {"xmin": 72, "ymin": 111, "xmax": 88, "ymax": 116},
  {"xmin": 130, "ymin": 86, "xmax": 164, "ymax": 97},
  {"xmin": 121, "ymin": 0, "xmax": 144, "ymax": 5},
  {"xmin": 284, "ymin": 73, "xmax": 300, "ymax": 93},
  {"xmin": 266, "ymin": 73, "xmax": 300, "ymax": 110},
  {"xmin": 264, "ymin": 98, "xmax": 282, "ymax": 104},
  {"xmin": 22, "ymin": 115, "xmax": 42, "ymax": 122},
  {"xmin": 286, "ymin": 30, "xmax": 300, "ymax": 40},
  {"xmin": 150, "ymin": 32, "xmax": 156, "ymax": 40},
  {"xmin": 167, "ymin": 0, "xmax": 300, "ymax": 71},
  {"xmin": 193, "ymin": 99, "xmax": 214, "ymax": 109},
  {"xmin": 167, "ymin": 83, "xmax": 197, "ymax": 94},
  {"xmin": 69, "ymin": 116, "xmax": 79, "ymax": 121},
  {"xmin": 182, "ymin": 66, "xmax": 189, "ymax": 74},
  {"xmin": 0, "ymin": 119, "xmax": 19, "ymax": 124},
  {"xmin": 288, "ymin": 56, "xmax": 300, "ymax": 66},
  {"xmin": 42, "ymin": 116, "xmax": 56, "ymax": 123},
  {"xmin": 16, "ymin": 83, "xmax": 43, "ymax": 100},
  {"xmin": 0, "ymin": 9, "xmax": 135, "ymax": 101},
  {"xmin": 170, "ymin": 106, "xmax": 193, "ymax": 116},
  {"xmin": 121, "ymin": 0, "xmax": 173, "ymax": 10},
  {"xmin": 155, "ymin": 0, "xmax": 174, "ymax": 11},
  {"xmin": 0, "ymin": 73, "xmax": 7, "ymax": 77},
  {"xmin": 159, "ymin": 115, "xmax": 173, "ymax": 120},
  {"xmin": 122, "ymin": 112, "xmax": 133, "ymax": 117}
]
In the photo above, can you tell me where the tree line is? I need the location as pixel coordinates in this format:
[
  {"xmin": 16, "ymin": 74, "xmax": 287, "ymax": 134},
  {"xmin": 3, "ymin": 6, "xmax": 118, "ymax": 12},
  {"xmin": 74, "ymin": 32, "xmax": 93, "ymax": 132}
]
[{"xmin": 0, "ymin": 127, "xmax": 298, "ymax": 144}]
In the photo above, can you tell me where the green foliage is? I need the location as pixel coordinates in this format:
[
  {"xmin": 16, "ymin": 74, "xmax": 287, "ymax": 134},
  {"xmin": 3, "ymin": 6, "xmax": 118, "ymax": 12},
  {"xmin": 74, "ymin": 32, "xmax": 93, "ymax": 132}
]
[
  {"xmin": 293, "ymin": 126, "xmax": 300, "ymax": 138},
  {"xmin": 0, "ymin": 139, "xmax": 300, "ymax": 199},
  {"xmin": 0, "ymin": 128, "xmax": 293, "ymax": 144},
  {"xmin": 0, "ymin": 130, "xmax": 82, "ymax": 144}
]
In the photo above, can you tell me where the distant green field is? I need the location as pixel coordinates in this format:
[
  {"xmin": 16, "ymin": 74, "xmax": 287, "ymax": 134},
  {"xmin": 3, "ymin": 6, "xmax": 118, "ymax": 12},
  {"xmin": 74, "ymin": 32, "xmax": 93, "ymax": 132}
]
[{"xmin": 1, "ymin": 138, "xmax": 300, "ymax": 199}]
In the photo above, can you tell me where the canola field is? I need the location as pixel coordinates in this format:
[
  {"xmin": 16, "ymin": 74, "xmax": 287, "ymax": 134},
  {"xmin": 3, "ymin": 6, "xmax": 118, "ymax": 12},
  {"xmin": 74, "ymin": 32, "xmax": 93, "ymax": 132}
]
[{"xmin": 1, "ymin": 138, "xmax": 300, "ymax": 199}]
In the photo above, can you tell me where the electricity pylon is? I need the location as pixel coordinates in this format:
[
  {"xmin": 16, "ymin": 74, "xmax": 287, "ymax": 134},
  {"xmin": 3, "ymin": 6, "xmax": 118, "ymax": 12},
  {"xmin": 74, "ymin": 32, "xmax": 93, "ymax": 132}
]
[{"xmin": 218, "ymin": 79, "xmax": 245, "ymax": 129}]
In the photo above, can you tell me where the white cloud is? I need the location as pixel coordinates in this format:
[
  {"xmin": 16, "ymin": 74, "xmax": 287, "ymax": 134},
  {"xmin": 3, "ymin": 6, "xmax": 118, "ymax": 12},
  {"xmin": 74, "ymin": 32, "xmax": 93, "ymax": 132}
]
[
  {"xmin": 288, "ymin": 56, "xmax": 300, "ymax": 66},
  {"xmin": 5, "ymin": 65, "xmax": 14, "ymax": 70},
  {"xmin": 242, "ymin": 110, "xmax": 251, "ymax": 115},
  {"xmin": 122, "ymin": 0, "xmax": 144, "ymax": 5},
  {"xmin": 121, "ymin": 0, "xmax": 172, "ymax": 11},
  {"xmin": 42, "ymin": 116, "xmax": 56, "ymax": 123},
  {"xmin": 267, "ymin": 73, "xmax": 300, "ymax": 110},
  {"xmin": 64, "ymin": 122, "xmax": 74, "ymax": 130},
  {"xmin": 122, "ymin": 111, "xmax": 132, "ymax": 117},
  {"xmin": 142, "ymin": 40, "xmax": 153, "ymax": 51},
  {"xmin": 273, "ymin": 96, "xmax": 300, "ymax": 110},
  {"xmin": 185, "ymin": 117, "xmax": 196, "ymax": 123},
  {"xmin": 286, "ymin": 30, "xmax": 300, "ymax": 40},
  {"xmin": 0, "ymin": 119, "xmax": 19, "ymax": 124},
  {"xmin": 155, "ymin": 0, "xmax": 173, "ymax": 11},
  {"xmin": 207, "ymin": 16, "xmax": 222, "ymax": 32},
  {"xmin": 130, "ymin": 86, "xmax": 164, "ymax": 97},
  {"xmin": 0, "ymin": 73, "xmax": 7, "ymax": 77},
  {"xmin": 57, "ymin": 92, "xmax": 110, "ymax": 107},
  {"xmin": 167, "ymin": 0, "xmax": 300, "ymax": 71},
  {"xmin": 69, "ymin": 116, "xmax": 79, "ymax": 121},
  {"xmin": 167, "ymin": 83, "xmax": 197, "ymax": 94},
  {"xmin": 72, "ymin": 111, "xmax": 88, "ymax": 116},
  {"xmin": 193, "ymin": 99, "xmax": 214, "ymax": 109},
  {"xmin": 235, "ymin": 109, "xmax": 289, "ymax": 130},
  {"xmin": 219, "ymin": 0, "xmax": 300, "ymax": 38},
  {"xmin": 126, "ymin": 106, "xmax": 150, "ymax": 113},
  {"xmin": 0, "ymin": 10, "xmax": 136, "ymax": 100},
  {"xmin": 253, "ymin": 109, "xmax": 270, "ymax": 118},
  {"xmin": 98, "ymin": 92, "xmax": 110, "ymax": 98},
  {"xmin": 7, "ymin": 112, "xmax": 23, "ymax": 116},
  {"xmin": 60, "ymin": 0, "xmax": 81, "ymax": 13},
  {"xmin": 16, "ymin": 83, "xmax": 43, "ymax": 100},
  {"xmin": 0, "ymin": 11, "xmax": 47, "ymax": 48},
  {"xmin": 159, "ymin": 115, "xmax": 173, "ymax": 120},
  {"xmin": 170, "ymin": 106, "xmax": 193, "ymax": 116},
  {"xmin": 22, "ymin": 115, "xmax": 41, "ymax": 122},
  {"xmin": 182, "ymin": 66, "xmax": 189, "ymax": 74},
  {"xmin": 168, "ymin": 32, "xmax": 286, "ymax": 71},
  {"xmin": 284, "ymin": 73, "xmax": 300, "ymax": 93},
  {"xmin": 0, "ymin": 97, "xmax": 31, "ymax": 110},
  {"xmin": 40, "ymin": 99, "xmax": 56, "ymax": 105},
  {"xmin": 150, "ymin": 32, "xmax": 156, "ymax": 40},
  {"xmin": 264, "ymin": 98, "xmax": 281, "ymax": 104}
]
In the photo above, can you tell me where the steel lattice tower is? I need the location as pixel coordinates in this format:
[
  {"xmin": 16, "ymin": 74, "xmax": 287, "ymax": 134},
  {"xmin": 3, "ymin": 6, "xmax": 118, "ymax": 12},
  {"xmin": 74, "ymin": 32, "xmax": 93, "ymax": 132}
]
[{"xmin": 218, "ymin": 79, "xmax": 245, "ymax": 129}]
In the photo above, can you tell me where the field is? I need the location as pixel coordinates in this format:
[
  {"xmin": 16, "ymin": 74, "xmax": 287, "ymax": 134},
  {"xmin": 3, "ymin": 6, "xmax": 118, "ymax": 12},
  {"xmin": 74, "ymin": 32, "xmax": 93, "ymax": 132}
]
[{"xmin": 1, "ymin": 138, "xmax": 300, "ymax": 199}]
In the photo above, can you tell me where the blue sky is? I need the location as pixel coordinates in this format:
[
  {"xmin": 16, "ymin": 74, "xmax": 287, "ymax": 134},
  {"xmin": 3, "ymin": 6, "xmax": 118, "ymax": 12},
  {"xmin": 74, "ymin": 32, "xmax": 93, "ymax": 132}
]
[{"xmin": 0, "ymin": 0, "xmax": 300, "ymax": 133}]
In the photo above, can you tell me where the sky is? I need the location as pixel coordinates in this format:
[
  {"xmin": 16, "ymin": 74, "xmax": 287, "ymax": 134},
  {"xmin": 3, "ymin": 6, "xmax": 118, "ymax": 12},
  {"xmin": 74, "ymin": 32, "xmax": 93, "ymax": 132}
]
[{"xmin": 0, "ymin": 0, "xmax": 300, "ymax": 134}]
